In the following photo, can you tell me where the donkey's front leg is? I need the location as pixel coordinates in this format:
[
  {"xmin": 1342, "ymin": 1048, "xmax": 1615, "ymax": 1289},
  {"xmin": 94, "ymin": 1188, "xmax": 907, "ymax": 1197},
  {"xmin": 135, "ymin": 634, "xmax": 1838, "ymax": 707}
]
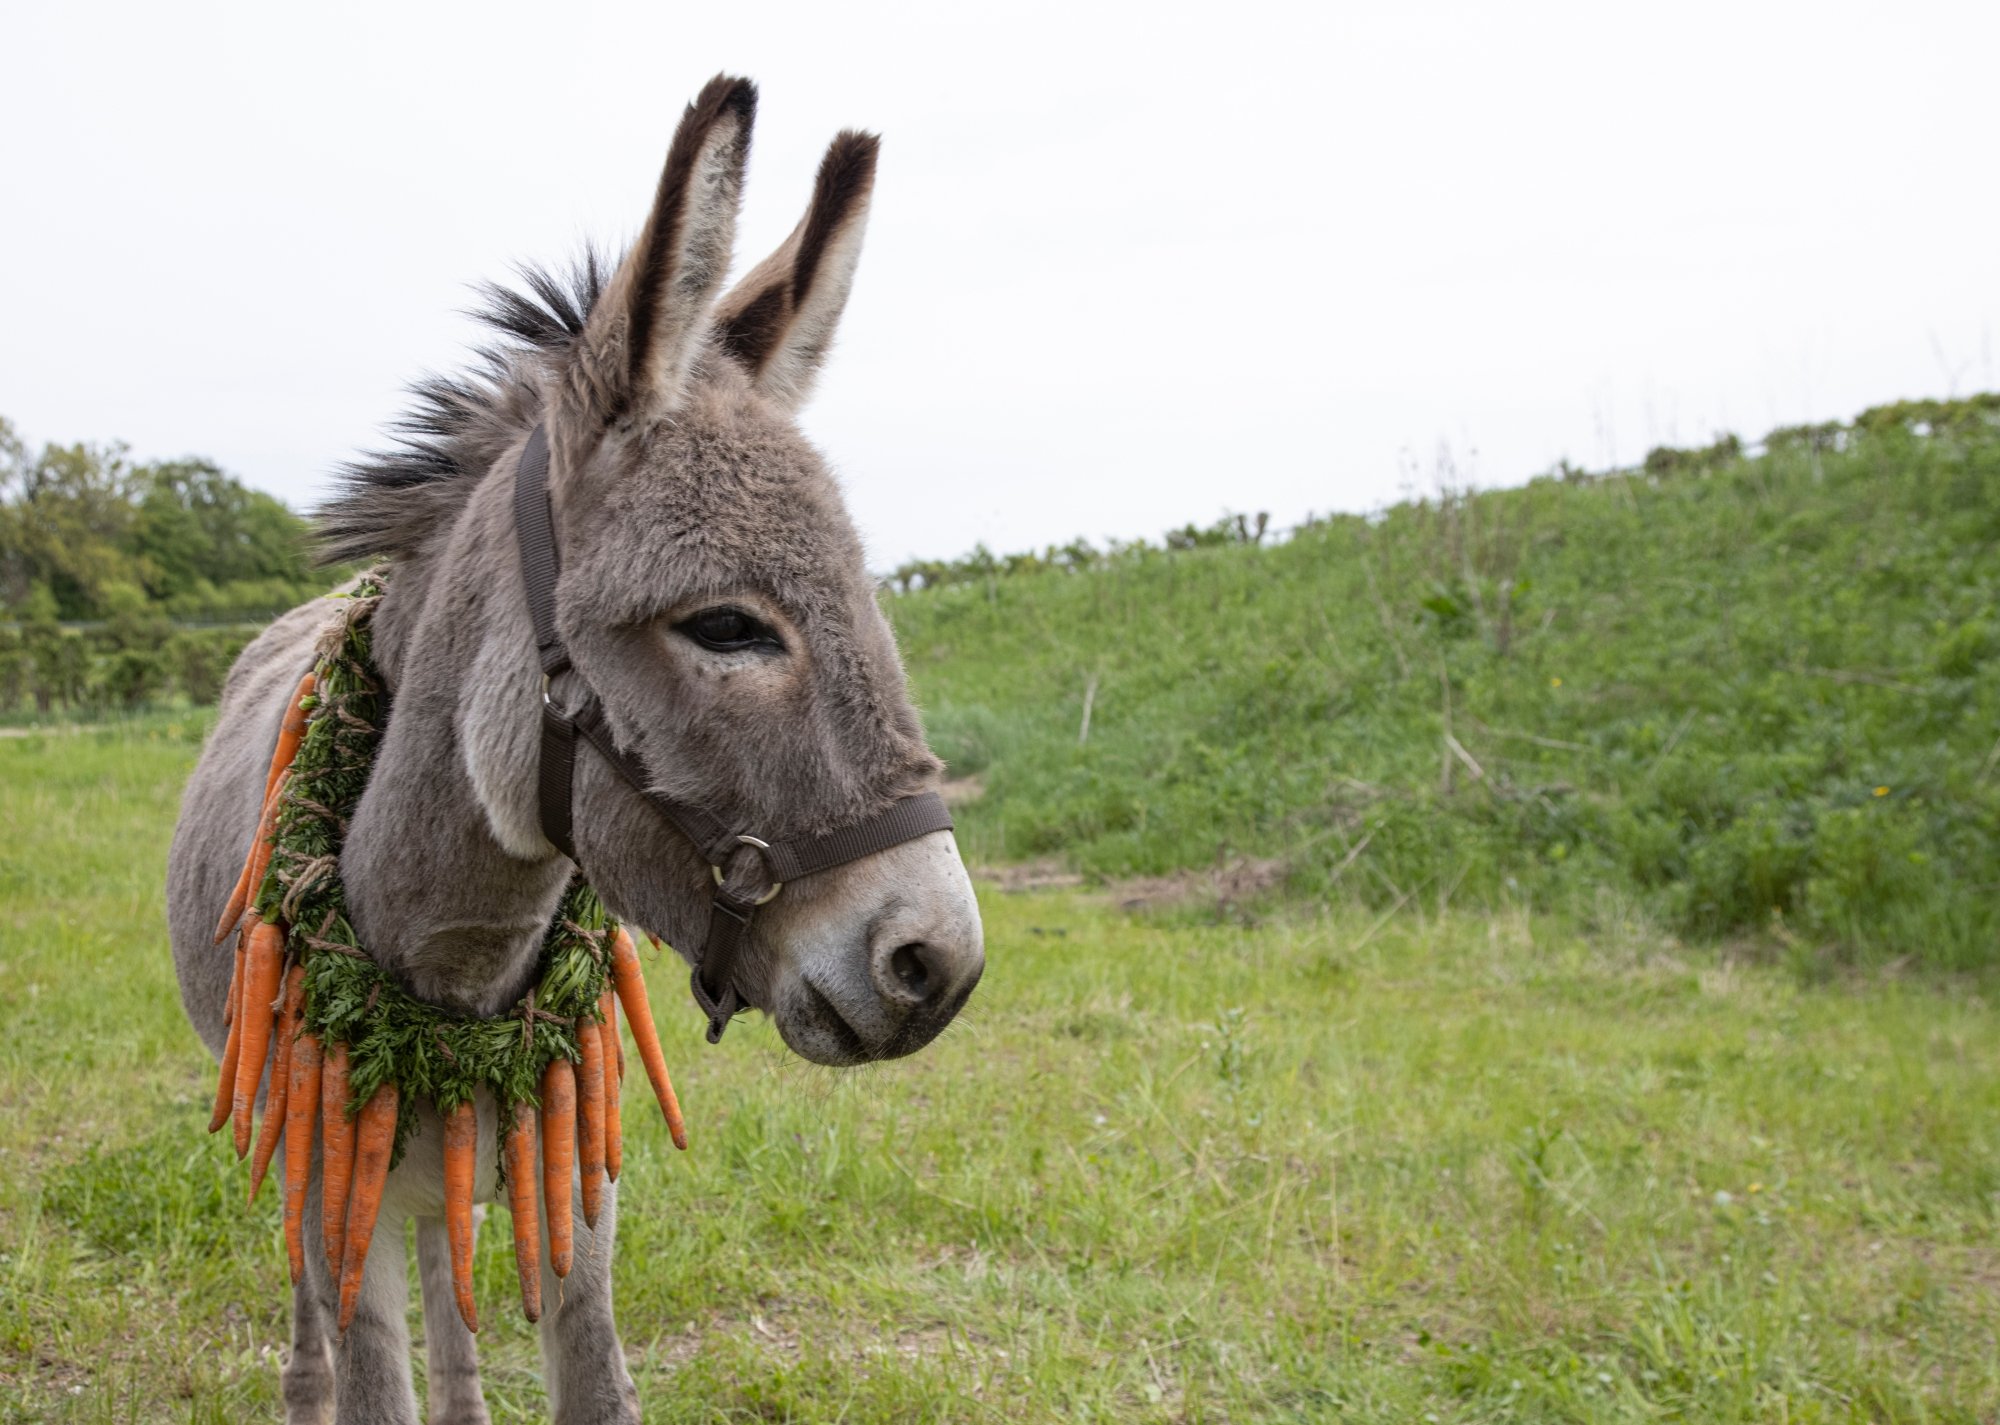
[
  {"xmin": 416, "ymin": 1211, "xmax": 492, "ymax": 1424},
  {"xmin": 538, "ymin": 1175, "xmax": 639, "ymax": 1425},
  {"xmin": 283, "ymin": 1261, "xmax": 336, "ymax": 1425},
  {"xmin": 283, "ymin": 1157, "xmax": 338, "ymax": 1424},
  {"xmin": 301, "ymin": 1165, "xmax": 420, "ymax": 1425}
]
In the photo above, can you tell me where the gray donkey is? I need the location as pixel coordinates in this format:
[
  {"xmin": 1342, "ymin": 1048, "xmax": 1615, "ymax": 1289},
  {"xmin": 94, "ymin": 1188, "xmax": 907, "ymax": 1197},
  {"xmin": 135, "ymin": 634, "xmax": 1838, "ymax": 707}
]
[{"xmin": 165, "ymin": 74, "xmax": 984, "ymax": 1424}]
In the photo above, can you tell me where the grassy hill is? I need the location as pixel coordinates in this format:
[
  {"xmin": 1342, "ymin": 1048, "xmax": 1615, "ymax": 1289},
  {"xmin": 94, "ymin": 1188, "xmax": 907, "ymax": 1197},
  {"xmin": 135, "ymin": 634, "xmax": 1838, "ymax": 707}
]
[{"xmin": 890, "ymin": 397, "xmax": 2000, "ymax": 970}]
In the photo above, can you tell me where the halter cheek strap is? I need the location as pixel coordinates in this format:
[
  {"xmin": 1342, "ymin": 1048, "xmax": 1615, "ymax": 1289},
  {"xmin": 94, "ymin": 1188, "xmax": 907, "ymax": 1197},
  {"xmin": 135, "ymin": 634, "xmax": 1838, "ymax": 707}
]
[{"xmin": 511, "ymin": 424, "xmax": 954, "ymax": 1043}]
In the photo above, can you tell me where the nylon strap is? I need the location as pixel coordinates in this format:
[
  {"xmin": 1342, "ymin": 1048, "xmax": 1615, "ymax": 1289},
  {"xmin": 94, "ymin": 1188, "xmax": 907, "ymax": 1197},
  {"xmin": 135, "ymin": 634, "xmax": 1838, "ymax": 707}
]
[{"xmin": 511, "ymin": 424, "xmax": 953, "ymax": 1042}]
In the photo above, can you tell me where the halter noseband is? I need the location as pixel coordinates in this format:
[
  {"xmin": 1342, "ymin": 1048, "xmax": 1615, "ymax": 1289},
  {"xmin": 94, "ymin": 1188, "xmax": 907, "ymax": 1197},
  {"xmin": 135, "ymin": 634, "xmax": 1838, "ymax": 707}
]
[{"xmin": 511, "ymin": 424, "xmax": 954, "ymax": 1044}]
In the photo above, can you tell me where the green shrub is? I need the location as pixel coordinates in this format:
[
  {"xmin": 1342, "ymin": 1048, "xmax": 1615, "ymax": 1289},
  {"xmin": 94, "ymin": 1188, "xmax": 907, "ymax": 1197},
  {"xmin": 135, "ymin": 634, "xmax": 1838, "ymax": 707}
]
[{"xmin": 1674, "ymin": 804, "xmax": 1813, "ymax": 938}]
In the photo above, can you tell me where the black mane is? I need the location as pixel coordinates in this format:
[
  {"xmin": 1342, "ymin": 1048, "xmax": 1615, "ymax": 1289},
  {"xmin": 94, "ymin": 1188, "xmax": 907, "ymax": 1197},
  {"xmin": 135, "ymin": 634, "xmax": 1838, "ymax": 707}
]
[{"xmin": 315, "ymin": 251, "xmax": 608, "ymax": 565}]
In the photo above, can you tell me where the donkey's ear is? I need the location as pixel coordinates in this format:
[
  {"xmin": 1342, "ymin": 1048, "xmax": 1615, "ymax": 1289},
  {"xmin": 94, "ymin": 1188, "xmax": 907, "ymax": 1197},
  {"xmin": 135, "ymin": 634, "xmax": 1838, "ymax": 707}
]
[
  {"xmin": 711, "ymin": 129, "xmax": 878, "ymax": 410},
  {"xmin": 571, "ymin": 74, "xmax": 757, "ymax": 424}
]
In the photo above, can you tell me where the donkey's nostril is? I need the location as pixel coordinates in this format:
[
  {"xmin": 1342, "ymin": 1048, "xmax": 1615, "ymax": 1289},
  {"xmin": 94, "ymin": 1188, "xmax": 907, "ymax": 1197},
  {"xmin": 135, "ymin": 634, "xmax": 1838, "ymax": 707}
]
[
  {"xmin": 889, "ymin": 942, "xmax": 931, "ymax": 999},
  {"xmin": 867, "ymin": 911, "xmax": 982, "ymax": 1021}
]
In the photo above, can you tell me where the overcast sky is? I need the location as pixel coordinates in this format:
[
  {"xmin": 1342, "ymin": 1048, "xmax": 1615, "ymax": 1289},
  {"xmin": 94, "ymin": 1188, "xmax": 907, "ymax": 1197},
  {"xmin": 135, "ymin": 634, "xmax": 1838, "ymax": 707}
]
[{"xmin": 8, "ymin": 1, "xmax": 1997, "ymax": 567}]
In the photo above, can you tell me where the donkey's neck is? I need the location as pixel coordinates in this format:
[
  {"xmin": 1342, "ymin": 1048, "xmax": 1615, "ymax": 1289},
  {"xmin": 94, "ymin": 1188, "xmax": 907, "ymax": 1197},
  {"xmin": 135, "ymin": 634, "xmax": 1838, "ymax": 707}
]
[{"xmin": 340, "ymin": 450, "xmax": 571, "ymax": 1019}]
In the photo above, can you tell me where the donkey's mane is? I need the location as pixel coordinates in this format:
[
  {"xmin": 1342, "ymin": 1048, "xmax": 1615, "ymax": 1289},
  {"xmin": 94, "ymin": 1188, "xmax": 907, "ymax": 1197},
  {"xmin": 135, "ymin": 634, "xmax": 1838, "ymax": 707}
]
[{"xmin": 315, "ymin": 251, "xmax": 609, "ymax": 565}]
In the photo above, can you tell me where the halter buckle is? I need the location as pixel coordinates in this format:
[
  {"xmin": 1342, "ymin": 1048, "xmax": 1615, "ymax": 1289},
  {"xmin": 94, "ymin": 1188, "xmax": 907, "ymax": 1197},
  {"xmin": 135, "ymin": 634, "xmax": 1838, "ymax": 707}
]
[{"xmin": 712, "ymin": 834, "xmax": 784, "ymax": 906}]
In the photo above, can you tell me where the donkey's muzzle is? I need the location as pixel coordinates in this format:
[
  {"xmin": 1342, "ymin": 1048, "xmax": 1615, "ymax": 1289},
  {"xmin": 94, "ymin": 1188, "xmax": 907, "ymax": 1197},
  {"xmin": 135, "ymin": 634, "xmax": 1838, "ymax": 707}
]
[{"xmin": 775, "ymin": 871, "xmax": 984, "ymax": 1066}]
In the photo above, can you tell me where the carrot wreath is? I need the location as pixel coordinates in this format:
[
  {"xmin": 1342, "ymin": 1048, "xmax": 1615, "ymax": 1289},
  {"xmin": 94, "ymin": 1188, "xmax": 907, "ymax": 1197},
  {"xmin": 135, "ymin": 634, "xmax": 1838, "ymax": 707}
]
[
  {"xmin": 203, "ymin": 577, "xmax": 695, "ymax": 1324},
  {"xmin": 209, "ymin": 574, "xmax": 691, "ymax": 1328}
]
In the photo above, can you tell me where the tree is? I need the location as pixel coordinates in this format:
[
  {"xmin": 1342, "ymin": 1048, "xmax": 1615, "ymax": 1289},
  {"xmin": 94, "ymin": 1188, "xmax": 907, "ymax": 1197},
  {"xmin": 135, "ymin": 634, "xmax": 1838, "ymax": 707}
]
[
  {"xmin": 17, "ymin": 583, "xmax": 82, "ymax": 713},
  {"xmin": 0, "ymin": 432, "xmax": 137, "ymax": 617},
  {"xmin": 131, "ymin": 458, "xmax": 310, "ymax": 600},
  {"xmin": 0, "ymin": 418, "xmax": 318, "ymax": 624}
]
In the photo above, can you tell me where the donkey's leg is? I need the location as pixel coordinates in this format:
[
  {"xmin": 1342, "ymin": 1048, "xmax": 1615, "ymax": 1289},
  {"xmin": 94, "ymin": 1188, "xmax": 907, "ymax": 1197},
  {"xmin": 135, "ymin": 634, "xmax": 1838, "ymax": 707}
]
[
  {"xmin": 538, "ymin": 1176, "xmax": 639, "ymax": 1425},
  {"xmin": 316, "ymin": 1191, "xmax": 420, "ymax": 1425},
  {"xmin": 282, "ymin": 1152, "xmax": 336, "ymax": 1424},
  {"xmin": 283, "ymin": 1267, "xmax": 336, "ymax": 1423},
  {"xmin": 416, "ymin": 1211, "xmax": 491, "ymax": 1425}
]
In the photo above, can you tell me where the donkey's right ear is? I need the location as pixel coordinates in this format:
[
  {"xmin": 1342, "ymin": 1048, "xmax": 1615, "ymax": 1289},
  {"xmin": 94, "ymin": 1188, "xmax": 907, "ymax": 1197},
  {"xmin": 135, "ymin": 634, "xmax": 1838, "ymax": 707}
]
[{"xmin": 567, "ymin": 74, "xmax": 757, "ymax": 427}]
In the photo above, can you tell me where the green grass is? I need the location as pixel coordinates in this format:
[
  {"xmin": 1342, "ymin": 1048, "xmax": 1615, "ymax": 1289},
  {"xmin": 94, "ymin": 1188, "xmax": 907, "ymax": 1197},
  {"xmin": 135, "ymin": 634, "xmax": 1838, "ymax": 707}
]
[
  {"xmin": 891, "ymin": 415, "xmax": 2000, "ymax": 968},
  {"xmin": 4, "ymin": 726, "xmax": 1997, "ymax": 1421}
]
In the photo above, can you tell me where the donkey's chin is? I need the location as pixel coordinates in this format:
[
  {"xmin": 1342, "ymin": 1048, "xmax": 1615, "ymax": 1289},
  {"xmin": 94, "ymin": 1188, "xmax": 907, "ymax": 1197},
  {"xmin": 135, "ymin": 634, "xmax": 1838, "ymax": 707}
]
[{"xmin": 768, "ymin": 970, "xmax": 977, "ymax": 1067}]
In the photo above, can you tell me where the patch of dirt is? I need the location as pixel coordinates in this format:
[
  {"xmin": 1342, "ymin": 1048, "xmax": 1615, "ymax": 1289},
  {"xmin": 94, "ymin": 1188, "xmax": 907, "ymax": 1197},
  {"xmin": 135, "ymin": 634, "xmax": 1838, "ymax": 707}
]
[
  {"xmin": 1106, "ymin": 856, "xmax": 1289, "ymax": 913},
  {"xmin": 939, "ymin": 775, "xmax": 986, "ymax": 807},
  {"xmin": 973, "ymin": 855, "xmax": 1291, "ymax": 909},
  {"xmin": 973, "ymin": 857, "xmax": 1084, "ymax": 892}
]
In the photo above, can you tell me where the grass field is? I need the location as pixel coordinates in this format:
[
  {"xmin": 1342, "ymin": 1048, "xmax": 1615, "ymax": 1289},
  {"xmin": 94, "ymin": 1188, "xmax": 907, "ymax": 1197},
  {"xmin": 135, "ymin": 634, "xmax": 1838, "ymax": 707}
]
[{"xmin": 2, "ymin": 723, "xmax": 1995, "ymax": 1422}]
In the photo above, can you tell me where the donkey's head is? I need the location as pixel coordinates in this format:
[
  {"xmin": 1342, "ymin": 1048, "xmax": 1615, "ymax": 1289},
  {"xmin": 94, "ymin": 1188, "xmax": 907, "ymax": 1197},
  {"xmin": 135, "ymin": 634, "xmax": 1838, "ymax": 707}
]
[{"xmin": 508, "ymin": 78, "xmax": 981, "ymax": 1064}]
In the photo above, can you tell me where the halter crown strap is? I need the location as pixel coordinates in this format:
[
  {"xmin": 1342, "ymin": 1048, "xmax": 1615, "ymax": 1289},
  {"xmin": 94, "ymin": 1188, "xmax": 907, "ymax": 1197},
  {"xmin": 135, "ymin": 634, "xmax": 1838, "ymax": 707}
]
[
  {"xmin": 511, "ymin": 424, "xmax": 953, "ymax": 1043},
  {"xmin": 511, "ymin": 426, "xmax": 582, "ymax": 857}
]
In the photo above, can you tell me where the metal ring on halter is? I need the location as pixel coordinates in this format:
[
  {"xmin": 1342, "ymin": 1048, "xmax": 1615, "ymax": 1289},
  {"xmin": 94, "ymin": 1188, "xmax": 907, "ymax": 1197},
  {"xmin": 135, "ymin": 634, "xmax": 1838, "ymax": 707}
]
[{"xmin": 712, "ymin": 834, "xmax": 784, "ymax": 906}]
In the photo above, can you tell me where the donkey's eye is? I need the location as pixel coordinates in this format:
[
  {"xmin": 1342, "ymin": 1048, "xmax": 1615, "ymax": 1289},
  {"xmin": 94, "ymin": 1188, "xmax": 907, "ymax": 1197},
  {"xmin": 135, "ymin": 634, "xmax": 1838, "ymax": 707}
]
[{"xmin": 677, "ymin": 607, "xmax": 782, "ymax": 653}]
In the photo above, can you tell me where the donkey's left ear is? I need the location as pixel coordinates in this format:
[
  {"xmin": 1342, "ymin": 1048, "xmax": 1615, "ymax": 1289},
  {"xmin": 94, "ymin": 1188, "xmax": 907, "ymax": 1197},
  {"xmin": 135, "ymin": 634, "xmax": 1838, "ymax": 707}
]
[{"xmin": 711, "ymin": 130, "xmax": 878, "ymax": 410}]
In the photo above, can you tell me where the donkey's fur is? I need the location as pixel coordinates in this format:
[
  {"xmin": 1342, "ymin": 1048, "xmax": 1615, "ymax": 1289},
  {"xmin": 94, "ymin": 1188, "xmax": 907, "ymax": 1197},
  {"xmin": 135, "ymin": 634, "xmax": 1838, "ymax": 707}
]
[{"xmin": 166, "ymin": 75, "xmax": 983, "ymax": 1423}]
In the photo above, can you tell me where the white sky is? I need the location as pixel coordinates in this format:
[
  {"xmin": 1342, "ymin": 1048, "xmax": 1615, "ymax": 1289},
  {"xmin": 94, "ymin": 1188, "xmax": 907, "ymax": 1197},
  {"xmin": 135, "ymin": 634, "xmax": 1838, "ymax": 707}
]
[{"xmin": 7, "ymin": 1, "xmax": 1997, "ymax": 567}]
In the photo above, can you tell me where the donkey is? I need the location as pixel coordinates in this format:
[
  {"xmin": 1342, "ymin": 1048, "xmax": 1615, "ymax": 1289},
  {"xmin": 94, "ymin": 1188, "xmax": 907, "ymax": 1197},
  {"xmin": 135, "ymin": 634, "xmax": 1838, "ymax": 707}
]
[{"xmin": 165, "ymin": 75, "xmax": 984, "ymax": 1424}]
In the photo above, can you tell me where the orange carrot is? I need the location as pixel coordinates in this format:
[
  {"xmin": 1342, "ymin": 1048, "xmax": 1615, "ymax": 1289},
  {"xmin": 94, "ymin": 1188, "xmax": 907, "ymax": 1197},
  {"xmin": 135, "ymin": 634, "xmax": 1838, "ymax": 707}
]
[
  {"xmin": 443, "ymin": 1099, "xmax": 479, "ymax": 1333},
  {"xmin": 609, "ymin": 927, "xmax": 687, "ymax": 1150},
  {"xmin": 283, "ymin": 1031, "xmax": 322, "ymax": 1283},
  {"xmin": 337, "ymin": 1081, "xmax": 398, "ymax": 1332},
  {"xmin": 213, "ymin": 672, "xmax": 312, "ymax": 943},
  {"xmin": 505, "ymin": 1100, "xmax": 542, "ymax": 1323},
  {"xmin": 213, "ymin": 801, "xmax": 271, "ymax": 946},
  {"xmin": 239, "ymin": 771, "xmax": 290, "ymax": 925},
  {"xmin": 208, "ymin": 937, "xmax": 248, "ymax": 1133},
  {"xmin": 216, "ymin": 775, "xmax": 289, "ymax": 946},
  {"xmin": 539, "ymin": 1058, "xmax": 575, "ymax": 1279},
  {"xmin": 214, "ymin": 852, "xmax": 258, "ymax": 945},
  {"xmin": 320, "ymin": 1041, "xmax": 355, "ymax": 1279},
  {"xmin": 248, "ymin": 965, "xmax": 304, "ymax": 1202},
  {"xmin": 272, "ymin": 669, "xmax": 315, "ymax": 761},
  {"xmin": 577, "ymin": 1013, "xmax": 607, "ymax": 1228},
  {"xmin": 606, "ymin": 985, "xmax": 624, "ymax": 1082},
  {"xmin": 601, "ymin": 992, "xmax": 622, "ymax": 1183},
  {"xmin": 232, "ymin": 921, "xmax": 285, "ymax": 1158}
]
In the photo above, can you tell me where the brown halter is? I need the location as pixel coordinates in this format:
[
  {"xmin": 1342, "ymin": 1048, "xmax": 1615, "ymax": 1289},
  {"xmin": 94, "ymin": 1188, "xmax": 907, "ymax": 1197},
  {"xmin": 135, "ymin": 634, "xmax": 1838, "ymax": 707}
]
[{"xmin": 512, "ymin": 424, "xmax": 954, "ymax": 1043}]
